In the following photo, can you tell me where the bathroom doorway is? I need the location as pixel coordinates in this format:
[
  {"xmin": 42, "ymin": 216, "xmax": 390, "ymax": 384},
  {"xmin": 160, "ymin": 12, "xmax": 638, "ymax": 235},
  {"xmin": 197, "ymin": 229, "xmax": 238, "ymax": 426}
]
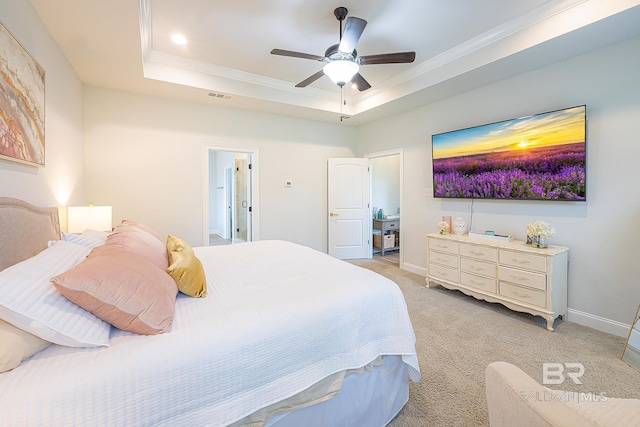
[{"xmin": 204, "ymin": 146, "xmax": 259, "ymax": 246}]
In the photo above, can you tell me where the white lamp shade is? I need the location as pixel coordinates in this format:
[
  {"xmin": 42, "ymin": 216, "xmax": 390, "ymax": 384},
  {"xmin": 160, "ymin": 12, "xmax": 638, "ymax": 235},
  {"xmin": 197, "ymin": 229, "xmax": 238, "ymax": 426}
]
[
  {"xmin": 323, "ymin": 60, "xmax": 359, "ymax": 86},
  {"xmin": 67, "ymin": 206, "xmax": 113, "ymax": 233}
]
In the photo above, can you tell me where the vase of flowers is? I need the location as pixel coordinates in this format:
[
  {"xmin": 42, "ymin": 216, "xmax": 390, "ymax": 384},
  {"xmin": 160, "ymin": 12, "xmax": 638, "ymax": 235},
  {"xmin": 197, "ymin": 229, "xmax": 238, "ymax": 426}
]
[
  {"xmin": 437, "ymin": 221, "xmax": 450, "ymax": 235},
  {"xmin": 525, "ymin": 220, "xmax": 556, "ymax": 248}
]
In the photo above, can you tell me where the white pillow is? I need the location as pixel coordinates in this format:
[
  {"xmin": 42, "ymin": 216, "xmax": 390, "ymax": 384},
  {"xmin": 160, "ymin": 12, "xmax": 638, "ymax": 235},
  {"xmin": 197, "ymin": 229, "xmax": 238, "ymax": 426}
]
[
  {"xmin": 62, "ymin": 229, "xmax": 109, "ymax": 248},
  {"xmin": 0, "ymin": 240, "xmax": 111, "ymax": 347}
]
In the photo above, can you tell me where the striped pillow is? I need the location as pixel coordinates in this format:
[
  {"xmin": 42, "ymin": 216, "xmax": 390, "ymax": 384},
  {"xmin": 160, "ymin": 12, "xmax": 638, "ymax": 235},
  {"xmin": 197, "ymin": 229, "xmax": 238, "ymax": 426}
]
[{"xmin": 0, "ymin": 241, "xmax": 110, "ymax": 347}]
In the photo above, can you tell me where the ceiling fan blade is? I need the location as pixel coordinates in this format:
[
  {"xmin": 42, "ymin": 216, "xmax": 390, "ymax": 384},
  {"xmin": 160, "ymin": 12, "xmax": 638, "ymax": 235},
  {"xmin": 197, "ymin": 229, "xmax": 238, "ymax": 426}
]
[
  {"xmin": 271, "ymin": 49, "xmax": 325, "ymax": 61},
  {"xmin": 295, "ymin": 70, "xmax": 325, "ymax": 88},
  {"xmin": 358, "ymin": 52, "xmax": 416, "ymax": 65},
  {"xmin": 352, "ymin": 73, "xmax": 371, "ymax": 92},
  {"xmin": 338, "ymin": 17, "xmax": 367, "ymax": 54}
]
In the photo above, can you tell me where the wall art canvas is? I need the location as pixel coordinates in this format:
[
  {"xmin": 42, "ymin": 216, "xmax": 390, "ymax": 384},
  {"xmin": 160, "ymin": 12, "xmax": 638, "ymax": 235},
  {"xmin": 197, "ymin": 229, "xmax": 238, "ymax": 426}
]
[
  {"xmin": 0, "ymin": 20, "xmax": 45, "ymax": 167},
  {"xmin": 432, "ymin": 105, "xmax": 586, "ymax": 201}
]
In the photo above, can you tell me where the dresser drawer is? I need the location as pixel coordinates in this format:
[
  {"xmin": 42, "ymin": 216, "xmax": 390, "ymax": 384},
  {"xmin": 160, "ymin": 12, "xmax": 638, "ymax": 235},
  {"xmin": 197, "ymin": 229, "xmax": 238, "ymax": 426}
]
[
  {"xmin": 499, "ymin": 282, "xmax": 546, "ymax": 308},
  {"xmin": 460, "ymin": 243, "xmax": 497, "ymax": 262},
  {"xmin": 460, "ymin": 257, "xmax": 497, "ymax": 278},
  {"xmin": 429, "ymin": 250, "xmax": 458, "ymax": 268},
  {"xmin": 498, "ymin": 266, "xmax": 546, "ymax": 291},
  {"xmin": 499, "ymin": 250, "xmax": 546, "ymax": 273},
  {"xmin": 461, "ymin": 272, "xmax": 497, "ymax": 293},
  {"xmin": 428, "ymin": 238, "xmax": 458, "ymax": 255},
  {"xmin": 428, "ymin": 263, "xmax": 460, "ymax": 283}
]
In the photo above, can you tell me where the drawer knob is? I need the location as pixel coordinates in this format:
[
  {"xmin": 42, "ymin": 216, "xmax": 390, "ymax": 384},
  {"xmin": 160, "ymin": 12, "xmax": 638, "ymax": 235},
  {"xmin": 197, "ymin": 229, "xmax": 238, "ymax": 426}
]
[
  {"xmin": 472, "ymin": 265, "xmax": 485, "ymax": 271},
  {"xmin": 511, "ymin": 257, "xmax": 530, "ymax": 264},
  {"xmin": 510, "ymin": 274, "xmax": 529, "ymax": 282},
  {"xmin": 471, "ymin": 250, "xmax": 484, "ymax": 255}
]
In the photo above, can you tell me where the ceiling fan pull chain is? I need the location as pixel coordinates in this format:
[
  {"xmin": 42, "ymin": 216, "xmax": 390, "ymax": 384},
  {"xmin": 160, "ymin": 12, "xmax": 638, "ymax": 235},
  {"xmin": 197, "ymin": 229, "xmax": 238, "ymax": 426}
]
[{"xmin": 340, "ymin": 87, "xmax": 344, "ymax": 121}]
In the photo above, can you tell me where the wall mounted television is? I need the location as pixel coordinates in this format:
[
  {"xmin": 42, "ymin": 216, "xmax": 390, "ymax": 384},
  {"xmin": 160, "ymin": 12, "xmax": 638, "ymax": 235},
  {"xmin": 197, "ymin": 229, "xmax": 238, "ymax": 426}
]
[{"xmin": 432, "ymin": 105, "xmax": 586, "ymax": 201}]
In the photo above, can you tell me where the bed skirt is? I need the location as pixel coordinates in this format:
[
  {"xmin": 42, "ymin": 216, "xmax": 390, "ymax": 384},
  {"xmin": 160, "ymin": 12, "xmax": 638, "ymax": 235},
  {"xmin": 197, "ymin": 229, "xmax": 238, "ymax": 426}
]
[{"xmin": 265, "ymin": 355, "xmax": 408, "ymax": 427}]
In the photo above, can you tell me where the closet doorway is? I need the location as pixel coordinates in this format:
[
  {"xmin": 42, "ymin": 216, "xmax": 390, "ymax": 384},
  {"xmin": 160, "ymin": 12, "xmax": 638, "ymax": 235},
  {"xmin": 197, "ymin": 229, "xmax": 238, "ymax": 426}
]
[
  {"xmin": 366, "ymin": 149, "xmax": 402, "ymax": 265},
  {"xmin": 204, "ymin": 146, "xmax": 259, "ymax": 246}
]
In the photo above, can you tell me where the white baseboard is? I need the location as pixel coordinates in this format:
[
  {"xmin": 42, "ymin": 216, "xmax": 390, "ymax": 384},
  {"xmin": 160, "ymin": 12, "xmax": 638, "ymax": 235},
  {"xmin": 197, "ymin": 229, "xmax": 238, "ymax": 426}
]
[
  {"xmin": 401, "ymin": 261, "xmax": 427, "ymax": 278},
  {"xmin": 398, "ymin": 262, "xmax": 630, "ymax": 338},
  {"xmin": 566, "ymin": 308, "xmax": 631, "ymax": 338}
]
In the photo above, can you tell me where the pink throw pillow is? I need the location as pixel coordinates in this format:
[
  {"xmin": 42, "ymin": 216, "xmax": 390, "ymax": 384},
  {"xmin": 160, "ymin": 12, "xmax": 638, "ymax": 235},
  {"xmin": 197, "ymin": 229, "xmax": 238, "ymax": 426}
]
[
  {"xmin": 51, "ymin": 245, "xmax": 178, "ymax": 335},
  {"xmin": 121, "ymin": 219, "xmax": 163, "ymax": 242},
  {"xmin": 106, "ymin": 224, "xmax": 168, "ymax": 270}
]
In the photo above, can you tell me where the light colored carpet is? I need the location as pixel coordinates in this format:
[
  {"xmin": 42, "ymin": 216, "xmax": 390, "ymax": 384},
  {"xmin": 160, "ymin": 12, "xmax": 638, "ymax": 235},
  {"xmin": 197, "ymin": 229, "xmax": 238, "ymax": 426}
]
[{"xmin": 348, "ymin": 257, "xmax": 640, "ymax": 426}]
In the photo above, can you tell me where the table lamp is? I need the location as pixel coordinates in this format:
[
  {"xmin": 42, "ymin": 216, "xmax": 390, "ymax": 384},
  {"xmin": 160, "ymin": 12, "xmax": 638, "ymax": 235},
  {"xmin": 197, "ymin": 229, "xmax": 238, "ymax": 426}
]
[{"xmin": 67, "ymin": 204, "xmax": 112, "ymax": 233}]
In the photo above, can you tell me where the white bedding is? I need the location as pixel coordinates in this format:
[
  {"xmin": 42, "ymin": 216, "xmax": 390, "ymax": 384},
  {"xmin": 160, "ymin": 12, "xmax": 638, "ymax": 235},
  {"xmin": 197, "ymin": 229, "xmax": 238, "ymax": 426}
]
[{"xmin": 0, "ymin": 240, "xmax": 419, "ymax": 426}]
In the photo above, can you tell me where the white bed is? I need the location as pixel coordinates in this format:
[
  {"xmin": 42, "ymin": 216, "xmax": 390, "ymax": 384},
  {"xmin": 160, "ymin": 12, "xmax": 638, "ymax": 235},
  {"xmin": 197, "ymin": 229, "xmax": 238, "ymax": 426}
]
[{"xmin": 0, "ymin": 197, "xmax": 420, "ymax": 426}]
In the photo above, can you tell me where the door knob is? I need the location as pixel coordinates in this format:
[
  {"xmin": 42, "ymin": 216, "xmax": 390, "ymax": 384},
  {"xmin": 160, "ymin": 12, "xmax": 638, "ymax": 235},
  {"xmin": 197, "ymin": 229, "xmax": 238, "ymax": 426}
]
[{"xmin": 330, "ymin": 212, "xmax": 339, "ymax": 217}]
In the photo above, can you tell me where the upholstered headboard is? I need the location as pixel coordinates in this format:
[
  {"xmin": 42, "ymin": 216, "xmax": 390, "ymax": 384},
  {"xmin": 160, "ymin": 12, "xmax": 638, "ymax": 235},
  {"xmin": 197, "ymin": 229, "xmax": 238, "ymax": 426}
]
[{"xmin": 0, "ymin": 197, "xmax": 61, "ymax": 271}]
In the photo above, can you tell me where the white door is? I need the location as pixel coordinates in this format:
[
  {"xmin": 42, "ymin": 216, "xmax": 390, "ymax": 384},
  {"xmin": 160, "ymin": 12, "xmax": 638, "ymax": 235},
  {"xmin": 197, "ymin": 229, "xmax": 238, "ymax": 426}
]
[{"xmin": 328, "ymin": 158, "xmax": 371, "ymax": 259}]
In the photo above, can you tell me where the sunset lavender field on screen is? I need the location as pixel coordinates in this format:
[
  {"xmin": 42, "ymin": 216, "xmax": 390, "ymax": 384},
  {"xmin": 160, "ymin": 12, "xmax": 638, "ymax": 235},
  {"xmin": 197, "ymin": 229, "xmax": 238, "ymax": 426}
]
[
  {"xmin": 433, "ymin": 143, "xmax": 586, "ymax": 200},
  {"xmin": 432, "ymin": 106, "xmax": 586, "ymax": 201}
]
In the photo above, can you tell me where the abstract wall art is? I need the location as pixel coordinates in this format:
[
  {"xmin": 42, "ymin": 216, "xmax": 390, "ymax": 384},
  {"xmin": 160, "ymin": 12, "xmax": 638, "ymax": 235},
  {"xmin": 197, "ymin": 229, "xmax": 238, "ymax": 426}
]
[{"xmin": 0, "ymin": 20, "xmax": 45, "ymax": 167}]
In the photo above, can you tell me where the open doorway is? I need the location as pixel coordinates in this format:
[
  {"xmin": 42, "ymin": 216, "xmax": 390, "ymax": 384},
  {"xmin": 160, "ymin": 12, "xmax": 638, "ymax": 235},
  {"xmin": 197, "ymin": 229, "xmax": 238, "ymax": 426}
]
[
  {"xmin": 366, "ymin": 149, "xmax": 403, "ymax": 266},
  {"xmin": 204, "ymin": 146, "xmax": 259, "ymax": 246}
]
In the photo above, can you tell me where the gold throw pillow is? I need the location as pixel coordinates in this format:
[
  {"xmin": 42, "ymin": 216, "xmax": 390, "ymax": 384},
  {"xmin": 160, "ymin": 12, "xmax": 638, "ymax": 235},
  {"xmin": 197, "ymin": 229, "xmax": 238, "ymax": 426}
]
[{"xmin": 166, "ymin": 235, "xmax": 207, "ymax": 298}]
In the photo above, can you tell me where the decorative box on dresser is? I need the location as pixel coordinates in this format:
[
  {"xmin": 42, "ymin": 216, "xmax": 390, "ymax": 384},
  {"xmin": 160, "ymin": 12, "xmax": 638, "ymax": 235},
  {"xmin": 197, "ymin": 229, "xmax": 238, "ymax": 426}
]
[{"xmin": 426, "ymin": 233, "xmax": 568, "ymax": 331}]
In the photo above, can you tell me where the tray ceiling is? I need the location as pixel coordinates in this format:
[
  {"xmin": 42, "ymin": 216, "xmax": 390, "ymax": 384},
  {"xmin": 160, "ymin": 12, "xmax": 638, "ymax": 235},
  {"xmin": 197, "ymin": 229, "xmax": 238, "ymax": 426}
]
[{"xmin": 29, "ymin": 0, "xmax": 640, "ymax": 124}]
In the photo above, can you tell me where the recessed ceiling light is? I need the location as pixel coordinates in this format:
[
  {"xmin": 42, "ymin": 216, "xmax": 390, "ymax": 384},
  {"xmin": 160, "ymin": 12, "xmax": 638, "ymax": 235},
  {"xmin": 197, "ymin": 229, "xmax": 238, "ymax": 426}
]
[{"xmin": 171, "ymin": 34, "xmax": 187, "ymax": 46}]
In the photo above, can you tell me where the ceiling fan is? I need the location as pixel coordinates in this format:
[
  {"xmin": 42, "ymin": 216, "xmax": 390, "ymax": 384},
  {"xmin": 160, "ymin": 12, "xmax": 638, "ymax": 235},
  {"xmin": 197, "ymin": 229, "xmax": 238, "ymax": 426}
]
[{"xmin": 271, "ymin": 7, "xmax": 416, "ymax": 91}]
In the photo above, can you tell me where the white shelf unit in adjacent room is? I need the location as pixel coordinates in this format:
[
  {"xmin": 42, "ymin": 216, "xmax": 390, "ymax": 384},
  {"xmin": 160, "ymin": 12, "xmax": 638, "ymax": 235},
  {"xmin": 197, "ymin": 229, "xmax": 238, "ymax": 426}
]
[{"xmin": 425, "ymin": 233, "xmax": 568, "ymax": 331}]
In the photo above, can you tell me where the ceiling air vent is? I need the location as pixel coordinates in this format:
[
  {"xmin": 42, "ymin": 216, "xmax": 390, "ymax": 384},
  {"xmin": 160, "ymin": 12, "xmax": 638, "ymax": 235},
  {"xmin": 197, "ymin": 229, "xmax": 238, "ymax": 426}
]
[{"xmin": 208, "ymin": 92, "xmax": 232, "ymax": 100}]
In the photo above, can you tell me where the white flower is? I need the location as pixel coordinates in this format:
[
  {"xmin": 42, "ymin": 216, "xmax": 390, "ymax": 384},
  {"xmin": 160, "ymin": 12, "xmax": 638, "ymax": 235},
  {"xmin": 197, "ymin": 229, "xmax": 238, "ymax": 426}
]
[{"xmin": 526, "ymin": 220, "xmax": 556, "ymax": 238}]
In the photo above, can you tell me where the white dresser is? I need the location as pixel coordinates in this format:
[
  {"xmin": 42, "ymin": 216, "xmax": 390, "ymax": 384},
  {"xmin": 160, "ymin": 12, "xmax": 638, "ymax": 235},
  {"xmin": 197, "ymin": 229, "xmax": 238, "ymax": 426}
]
[{"xmin": 426, "ymin": 233, "xmax": 568, "ymax": 331}]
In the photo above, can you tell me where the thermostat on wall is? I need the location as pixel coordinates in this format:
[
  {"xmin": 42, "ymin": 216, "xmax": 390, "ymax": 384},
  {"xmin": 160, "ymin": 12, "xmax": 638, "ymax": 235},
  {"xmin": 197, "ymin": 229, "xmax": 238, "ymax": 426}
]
[{"xmin": 284, "ymin": 181, "xmax": 292, "ymax": 187}]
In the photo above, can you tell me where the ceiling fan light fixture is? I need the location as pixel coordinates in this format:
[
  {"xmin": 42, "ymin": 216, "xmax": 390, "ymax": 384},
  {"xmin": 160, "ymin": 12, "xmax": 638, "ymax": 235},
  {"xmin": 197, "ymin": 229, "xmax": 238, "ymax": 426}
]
[{"xmin": 323, "ymin": 60, "xmax": 359, "ymax": 87}]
